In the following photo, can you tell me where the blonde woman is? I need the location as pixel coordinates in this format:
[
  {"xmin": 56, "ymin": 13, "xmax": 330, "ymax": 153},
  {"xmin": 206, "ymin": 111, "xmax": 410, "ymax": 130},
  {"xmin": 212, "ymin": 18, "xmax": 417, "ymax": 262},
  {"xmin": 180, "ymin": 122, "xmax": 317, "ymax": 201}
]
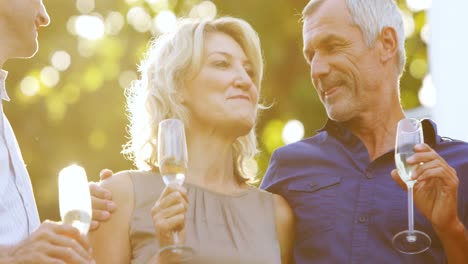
[{"xmin": 89, "ymin": 17, "xmax": 294, "ymax": 263}]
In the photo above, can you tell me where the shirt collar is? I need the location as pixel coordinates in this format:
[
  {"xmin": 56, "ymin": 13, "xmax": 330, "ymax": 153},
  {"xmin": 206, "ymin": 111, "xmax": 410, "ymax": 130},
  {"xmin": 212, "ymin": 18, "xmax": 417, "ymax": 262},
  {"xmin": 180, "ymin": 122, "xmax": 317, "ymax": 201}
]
[
  {"xmin": 421, "ymin": 118, "xmax": 439, "ymax": 145},
  {"xmin": 318, "ymin": 118, "xmax": 440, "ymax": 146},
  {"xmin": 0, "ymin": 69, "xmax": 11, "ymax": 102},
  {"xmin": 317, "ymin": 119, "xmax": 358, "ymax": 144},
  {"xmin": 318, "ymin": 119, "xmax": 347, "ymax": 136}
]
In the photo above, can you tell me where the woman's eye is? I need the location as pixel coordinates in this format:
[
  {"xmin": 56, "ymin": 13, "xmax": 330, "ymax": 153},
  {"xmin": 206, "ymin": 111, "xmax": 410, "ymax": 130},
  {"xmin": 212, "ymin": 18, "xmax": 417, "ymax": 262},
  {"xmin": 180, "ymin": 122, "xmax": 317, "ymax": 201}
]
[{"xmin": 213, "ymin": 60, "xmax": 229, "ymax": 68}]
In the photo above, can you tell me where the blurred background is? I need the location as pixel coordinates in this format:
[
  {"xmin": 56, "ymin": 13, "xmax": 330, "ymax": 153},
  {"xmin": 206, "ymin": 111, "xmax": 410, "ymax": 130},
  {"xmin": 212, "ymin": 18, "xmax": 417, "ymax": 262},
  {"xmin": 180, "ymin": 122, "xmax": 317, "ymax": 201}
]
[{"xmin": 4, "ymin": 0, "xmax": 432, "ymax": 221}]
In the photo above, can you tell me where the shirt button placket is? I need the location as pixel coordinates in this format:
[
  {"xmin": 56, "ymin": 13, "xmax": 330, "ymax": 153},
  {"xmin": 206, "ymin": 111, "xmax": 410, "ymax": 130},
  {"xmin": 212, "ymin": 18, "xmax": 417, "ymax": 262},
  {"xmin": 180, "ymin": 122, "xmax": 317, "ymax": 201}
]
[
  {"xmin": 358, "ymin": 216, "xmax": 368, "ymax": 223},
  {"xmin": 365, "ymin": 167, "xmax": 374, "ymax": 179},
  {"xmin": 350, "ymin": 167, "xmax": 373, "ymax": 264}
]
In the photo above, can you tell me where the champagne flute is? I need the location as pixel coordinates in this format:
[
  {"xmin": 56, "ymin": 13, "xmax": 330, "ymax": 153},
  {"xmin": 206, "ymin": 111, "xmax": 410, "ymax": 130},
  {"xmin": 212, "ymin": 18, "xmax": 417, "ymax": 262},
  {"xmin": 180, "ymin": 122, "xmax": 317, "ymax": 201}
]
[
  {"xmin": 157, "ymin": 118, "xmax": 194, "ymax": 261},
  {"xmin": 58, "ymin": 164, "xmax": 93, "ymax": 235},
  {"xmin": 392, "ymin": 118, "xmax": 431, "ymax": 254}
]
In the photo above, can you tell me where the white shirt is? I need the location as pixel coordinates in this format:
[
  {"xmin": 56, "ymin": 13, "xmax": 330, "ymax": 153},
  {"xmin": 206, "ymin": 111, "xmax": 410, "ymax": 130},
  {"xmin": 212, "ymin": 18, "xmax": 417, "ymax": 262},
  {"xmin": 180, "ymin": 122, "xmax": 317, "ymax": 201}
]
[{"xmin": 0, "ymin": 69, "xmax": 40, "ymax": 245}]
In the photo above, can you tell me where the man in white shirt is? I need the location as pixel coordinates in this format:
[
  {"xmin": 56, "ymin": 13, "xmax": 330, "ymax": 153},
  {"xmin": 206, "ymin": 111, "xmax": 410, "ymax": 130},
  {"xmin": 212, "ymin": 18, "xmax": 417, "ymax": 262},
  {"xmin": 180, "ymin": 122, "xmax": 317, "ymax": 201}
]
[{"xmin": 0, "ymin": 0, "xmax": 93, "ymax": 263}]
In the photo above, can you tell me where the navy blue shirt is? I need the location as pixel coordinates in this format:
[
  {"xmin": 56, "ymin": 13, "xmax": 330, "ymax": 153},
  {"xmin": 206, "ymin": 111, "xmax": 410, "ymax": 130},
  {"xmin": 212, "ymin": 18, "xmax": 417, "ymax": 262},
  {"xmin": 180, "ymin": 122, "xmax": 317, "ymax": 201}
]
[{"xmin": 260, "ymin": 119, "xmax": 468, "ymax": 264}]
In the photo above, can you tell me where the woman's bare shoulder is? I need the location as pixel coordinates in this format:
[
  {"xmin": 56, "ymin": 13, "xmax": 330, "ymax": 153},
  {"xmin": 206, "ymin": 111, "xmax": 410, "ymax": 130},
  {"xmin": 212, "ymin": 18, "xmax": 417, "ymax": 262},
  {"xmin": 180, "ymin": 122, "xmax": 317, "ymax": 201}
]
[{"xmin": 99, "ymin": 170, "xmax": 142, "ymax": 195}]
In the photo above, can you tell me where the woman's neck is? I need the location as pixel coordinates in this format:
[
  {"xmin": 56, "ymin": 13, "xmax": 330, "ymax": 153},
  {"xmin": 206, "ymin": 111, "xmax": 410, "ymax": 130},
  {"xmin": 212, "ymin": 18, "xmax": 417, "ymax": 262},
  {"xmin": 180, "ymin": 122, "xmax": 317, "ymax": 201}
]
[{"xmin": 184, "ymin": 128, "xmax": 244, "ymax": 193}]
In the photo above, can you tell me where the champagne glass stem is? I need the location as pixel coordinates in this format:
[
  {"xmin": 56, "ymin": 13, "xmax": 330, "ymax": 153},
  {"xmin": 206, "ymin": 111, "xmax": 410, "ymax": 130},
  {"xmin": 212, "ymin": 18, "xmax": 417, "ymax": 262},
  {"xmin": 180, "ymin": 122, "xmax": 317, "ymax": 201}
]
[{"xmin": 407, "ymin": 181, "xmax": 416, "ymax": 240}]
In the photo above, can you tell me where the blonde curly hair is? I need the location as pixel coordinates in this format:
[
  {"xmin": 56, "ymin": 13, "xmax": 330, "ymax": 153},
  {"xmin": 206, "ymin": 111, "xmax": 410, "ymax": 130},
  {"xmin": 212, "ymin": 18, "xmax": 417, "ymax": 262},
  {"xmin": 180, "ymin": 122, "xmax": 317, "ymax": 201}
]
[{"xmin": 122, "ymin": 17, "xmax": 264, "ymax": 182}]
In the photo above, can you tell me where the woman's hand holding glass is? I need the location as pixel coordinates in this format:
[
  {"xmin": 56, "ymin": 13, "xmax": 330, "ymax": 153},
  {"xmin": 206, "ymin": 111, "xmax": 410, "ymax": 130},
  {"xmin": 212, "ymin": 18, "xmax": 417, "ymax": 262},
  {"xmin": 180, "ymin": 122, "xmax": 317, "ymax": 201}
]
[{"xmin": 151, "ymin": 185, "xmax": 189, "ymax": 249}]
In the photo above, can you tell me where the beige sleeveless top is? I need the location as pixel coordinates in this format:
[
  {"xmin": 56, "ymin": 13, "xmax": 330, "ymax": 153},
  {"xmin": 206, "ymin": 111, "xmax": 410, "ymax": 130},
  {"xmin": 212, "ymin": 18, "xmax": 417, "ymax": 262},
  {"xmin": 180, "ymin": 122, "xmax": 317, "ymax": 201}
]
[{"xmin": 128, "ymin": 171, "xmax": 281, "ymax": 264}]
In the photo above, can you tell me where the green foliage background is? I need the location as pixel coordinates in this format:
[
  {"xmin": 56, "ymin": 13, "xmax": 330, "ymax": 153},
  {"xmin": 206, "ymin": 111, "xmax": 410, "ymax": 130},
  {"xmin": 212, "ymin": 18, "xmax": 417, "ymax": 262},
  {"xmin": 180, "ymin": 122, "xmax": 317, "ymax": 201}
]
[{"xmin": 3, "ymin": 0, "xmax": 427, "ymax": 221}]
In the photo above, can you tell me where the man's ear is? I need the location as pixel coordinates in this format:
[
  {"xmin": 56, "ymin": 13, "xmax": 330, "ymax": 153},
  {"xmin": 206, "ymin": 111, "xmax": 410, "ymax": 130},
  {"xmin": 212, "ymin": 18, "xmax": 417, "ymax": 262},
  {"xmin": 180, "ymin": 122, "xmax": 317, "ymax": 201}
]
[{"xmin": 379, "ymin": 26, "xmax": 399, "ymax": 63}]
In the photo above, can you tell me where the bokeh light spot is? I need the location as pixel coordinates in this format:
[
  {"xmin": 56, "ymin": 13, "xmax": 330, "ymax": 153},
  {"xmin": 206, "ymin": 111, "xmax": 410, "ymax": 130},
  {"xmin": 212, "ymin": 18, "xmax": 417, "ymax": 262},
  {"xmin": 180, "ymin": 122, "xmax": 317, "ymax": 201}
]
[
  {"xmin": 83, "ymin": 67, "xmax": 104, "ymax": 92},
  {"xmin": 262, "ymin": 119, "xmax": 285, "ymax": 153},
  {"xmin": 406, "ymin": 0, "xmax": 431, "ymax": 12},
  {"xmin": 189, "ymin": 1, "xmax": 217, "ymax": 19},
  {"xmin": 40, "ymin": 66, "xmax": 60, "ymax": 88},
  {"xmin": 127, "ymin": 7, "xmax": 152, "ymax": 33},
  {"xmin": 402, "ymin": 10, "xmax": 415, "ymax": 39},
  {"xmin": 409, "ymin": 58, "xmax": 427, "ymax": 80},
  {"xmin": 51, "ymin": 50, "xmax": 71, "ymax": 71},
  {"xmin": 419, "ymin": 75, "xmax": 436, "ymax": 108},
  {"xmin": 76, "ymin": 0, "xmax": 95, "ymax": 14},
  {"xmin": 155, "ymin": 10, "xmax": 177, "ymax": 33},
  {"xmin": 105, "ymin": 11, "xmax": 125, "ymax": 35},
  {"xmin": 20, "ymin": 76, "xmax": 40, "ymax": 97},
  {"xmin": 75, "ymin": 15, "xmax": 105, "ymax": 40},
  {"xmin": 420, "ymin": 23, "xmax": 430, "ymax": 44},
  {"xmin": 67, "ymin": 16, "xmax": 77, "ymax": 35},
  {"xmin": 282, "ymin": 120, "xmax": 305, "ymax": 144}
]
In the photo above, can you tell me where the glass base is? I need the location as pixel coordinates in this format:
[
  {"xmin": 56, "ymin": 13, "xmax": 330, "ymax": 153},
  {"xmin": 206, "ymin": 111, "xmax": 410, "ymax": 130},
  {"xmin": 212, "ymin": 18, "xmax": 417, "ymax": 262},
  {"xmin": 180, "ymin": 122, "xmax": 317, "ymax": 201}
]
[
  {"xmin": 158, "ymin": 244, "xmax": 195, "ymax": 263},
  {"xmin": 392, "ymin": 230, "xmax": 431, "ymax": 254}
]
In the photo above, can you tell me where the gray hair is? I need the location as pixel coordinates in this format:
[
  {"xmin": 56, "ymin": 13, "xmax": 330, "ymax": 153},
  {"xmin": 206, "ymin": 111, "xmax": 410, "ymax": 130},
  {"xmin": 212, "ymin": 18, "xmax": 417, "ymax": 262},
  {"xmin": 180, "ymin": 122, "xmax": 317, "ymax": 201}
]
[
  {"xmin": 303, "ymin": 0, "xmax": 406, "ymax": 75},
  {"xmin": 122, "ymin": 17, "xmax": 263, "ymax": 182}
]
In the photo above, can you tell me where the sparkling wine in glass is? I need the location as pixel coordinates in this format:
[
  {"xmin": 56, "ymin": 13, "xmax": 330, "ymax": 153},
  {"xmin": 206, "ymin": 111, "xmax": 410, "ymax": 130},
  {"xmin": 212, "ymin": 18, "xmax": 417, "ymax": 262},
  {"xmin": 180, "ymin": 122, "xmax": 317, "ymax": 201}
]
[
  {"xmin": 392, "ymin": 118, "xmax": 431, "ymax": 254},
  {"xmin": 58, "ymin": 164, "xmax": 92, "ymax": 235},
  {"xmin": 157, "ymin": 118, "xmax": 194, "ymax": 262}
]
